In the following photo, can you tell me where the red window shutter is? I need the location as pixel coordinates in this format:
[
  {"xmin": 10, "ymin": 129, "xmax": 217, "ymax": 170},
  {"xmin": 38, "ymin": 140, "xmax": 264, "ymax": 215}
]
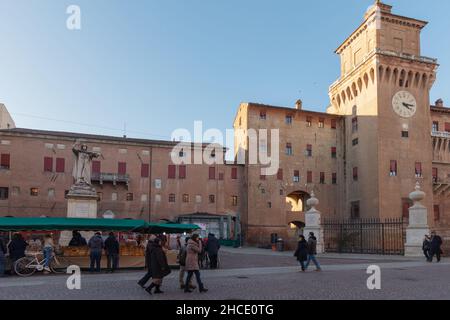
[
  {"xmin": 179, "ymin": 165, "xmax": 186, "ymax": 179},
  {"xmin": 434, "ymin": 205, "xmax": 440, "ymax": 221},
  {"xmin": 445, "ymin": 123, "xmax": 450, "ymax": 132},
  {"xmin": 168, "ymin": 165, "xmax": 176, "ymax": 179},
  {"xmin": 415, "ymin": 162, "xmax": 422, "ymax": 174},
  {"xmin": 209, "ymin": 167, "xmax": 216, "ymax": 180},
  {"xmin": 432, "ymin": 168, "xmax": 438, "ymax": 180},
  {"xmin": 353, "ymin": 167, "xmax": 358, "ymax": 180},
  {"xmin": 390, "ymin": 160, "xmax": 397, "ymax": 172},
  {"xmin": 277, "ymin": 169, "xmax": 283, "ymax": 180},
  {"xmin": 331, "ymin": 119, "xmax": 337, "ymax": 129},
  {"xmin": 320, "ymin": 172, "xmax": 325, "ymax": 181},
  {"xmin": 92, "ymin": 161, "xmax": 101, "ymax": 174},
  {"xmin": 260, "ymin": 174, "xmax": 266, "ymax": 180},
  {"xmin": 403, "ymin": 201, "xmax": 410, "ymax": 218},
  {"xmin": 306, "ymin": 116, "xmax": 312, "ymax": 122},
  {"xmin": 56, "ymin": 158, "xmax": 65, "ymax": 173},
  {"xmin": 307, "ymin": 144, "xmax": 312, "ymax": 151},
  {"xmin": 231, "ymin": 168, "xmax": 237, "ymax": 180},
  {"xmin": 307, "ymin": 171, "xmax": 312, "ymax": 183},
  {"xmin": 141, "ymin": 164, "xmax": 149, "ymax": 178},
  {"xmin": 44, "ymin": 157, "xmax": 53, "ymax": 172},
  {"xmin": 118, "ymin": 162, "xmax": 127, "ymax": 175},
  {"xmin": 1, "ymin": 154, "xmax": 10, "ymax": 168}
]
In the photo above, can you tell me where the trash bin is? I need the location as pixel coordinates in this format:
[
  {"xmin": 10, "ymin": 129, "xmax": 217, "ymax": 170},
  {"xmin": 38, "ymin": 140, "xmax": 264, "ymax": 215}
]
[{"xmin": 276, "ymin": 238, "xmax": 284, "ymax": 252}]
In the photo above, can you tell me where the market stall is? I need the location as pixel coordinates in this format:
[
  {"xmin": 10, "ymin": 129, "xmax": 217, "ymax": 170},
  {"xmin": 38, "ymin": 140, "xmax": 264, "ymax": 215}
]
[{"xmin": 0, "ymin": 217, "xmax": 199, "ymax": 270}]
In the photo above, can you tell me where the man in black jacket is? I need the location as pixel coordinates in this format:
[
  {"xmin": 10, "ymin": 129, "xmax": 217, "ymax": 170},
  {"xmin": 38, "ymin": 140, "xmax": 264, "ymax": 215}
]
[
  {"xmin": 206, "ymin": 233, "xmax": 221, "ymax": 269},
  {"xmin": 429, "ymin": 231, "xmax": 443, "ymax": 263},
  {"xmin": 104, "ymin": 232, "xmax": 120, "ymax": 273},
  {"xmin": 138, "ymin": 235, "xmax": 155, "ymax": 288},
  {"xmin": 0, "ymin": 235, "xmax": 6, "ymax": 277}
]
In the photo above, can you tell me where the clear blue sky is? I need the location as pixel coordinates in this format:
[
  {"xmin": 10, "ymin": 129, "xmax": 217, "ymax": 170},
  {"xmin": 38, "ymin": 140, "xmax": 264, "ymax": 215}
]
[{"xmin": 0, "ymin": 0, "xmax": 449, "ymax": 141}]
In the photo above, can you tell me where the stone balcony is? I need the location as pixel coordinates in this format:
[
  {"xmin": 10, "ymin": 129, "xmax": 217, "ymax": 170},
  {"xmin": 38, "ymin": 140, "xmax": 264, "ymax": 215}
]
[
  {"xmin": 91, "ymin": 172, "xmax": 130, "ymax": 188},
  {"xmin": 432, "ymin": 131, "xmax": 450, "ymax": 139}
]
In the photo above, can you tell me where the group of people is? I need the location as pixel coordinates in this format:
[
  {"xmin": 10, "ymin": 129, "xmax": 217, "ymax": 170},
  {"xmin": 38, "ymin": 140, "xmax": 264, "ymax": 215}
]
[
  {"xmin": 138, "ymin": 233, "xmax": 210, "ymax": 295},
  {"xmin": 294, "ymin": 232, "xmax": 322, "ymax": 272},
  {"xmin": 422, "ymin": 231, "xmax": 444, "ymax": 263}
]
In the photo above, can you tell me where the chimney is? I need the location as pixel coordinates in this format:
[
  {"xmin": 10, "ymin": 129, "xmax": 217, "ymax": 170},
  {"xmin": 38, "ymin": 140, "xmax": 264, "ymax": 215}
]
[
  {"xmin": 435, "ymin": 99, "xmax": 444, "ymax": 108},
  {"xmin": 295, "ymin": 99, "xmax": 303, "ymax": 110}
]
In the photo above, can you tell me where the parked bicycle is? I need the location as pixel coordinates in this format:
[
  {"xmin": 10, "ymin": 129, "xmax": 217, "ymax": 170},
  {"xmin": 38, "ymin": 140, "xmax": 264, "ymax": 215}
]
[{"xmin": 14, "ymin": 252, "xmax": 70, "ymax": 277}]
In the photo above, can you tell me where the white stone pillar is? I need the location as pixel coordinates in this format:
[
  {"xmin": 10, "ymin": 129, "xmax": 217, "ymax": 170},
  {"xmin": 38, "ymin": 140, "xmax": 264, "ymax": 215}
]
[
  {"xmin": 303, "ymin": 191, "xmax": 324, "ymax": 254},
  {"xmin": 404, "ymin": 182, "xmax": 430, "ymax": 257}
]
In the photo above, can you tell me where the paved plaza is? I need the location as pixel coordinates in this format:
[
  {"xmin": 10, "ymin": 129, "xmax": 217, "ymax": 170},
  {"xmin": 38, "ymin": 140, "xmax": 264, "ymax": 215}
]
[{"xmin": 0, "ymin": 247, "xmax": 448, "ymax": 300}]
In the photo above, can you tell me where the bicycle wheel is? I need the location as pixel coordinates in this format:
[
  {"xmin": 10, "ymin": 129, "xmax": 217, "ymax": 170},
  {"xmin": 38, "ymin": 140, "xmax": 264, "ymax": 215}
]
[
  {"xmin": 14, "ymin": 257, "xmax": 37, "ymax": 277},
  {"xmin": 50, "ymin": 256, "xmax": 70, "ymax": 274}
]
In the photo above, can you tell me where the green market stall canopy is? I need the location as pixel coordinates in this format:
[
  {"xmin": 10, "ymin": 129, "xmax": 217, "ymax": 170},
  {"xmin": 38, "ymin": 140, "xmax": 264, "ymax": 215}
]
[{"xmin": 0, "ymin": 217, "xmax": 200, "ymax": 234}]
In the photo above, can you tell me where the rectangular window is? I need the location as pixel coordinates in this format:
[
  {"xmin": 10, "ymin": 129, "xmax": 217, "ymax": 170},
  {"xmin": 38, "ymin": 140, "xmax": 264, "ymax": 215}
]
[
  {"xmin": 232, "ymin": 196, "xmax": 238, "ymax": 206},
  {"xmin": 126, "ymin": 193, "xmax": 134, "ymax": 201},
  {"xmin": 169, "ymin": 194, "xmax": 176, "ymax": 203},
  {"xmin": 92, "ymin": 161, "xmax": 101, "ymax": 174},
  {"xmin": 231, "ymin": 168, "xmax": 238, "ymax": 180},
  {"xmin": 352, "ymin": 117, "xmax": 358, "ymax": 133},
  {"xmin": 306, "ymin": 144, "xmax": 312, "ymax": 157},
  {"xmin": 307, "ymin": 171, "xmax": 313, "ymax": 183},
  {"xmin": 415, "ymin": 162, "xmax": 422, "ymax": 178},
  {"xmin": 182, "ymin": 194, "xmax": 189, "ymax": 203},
  {"xmin": 353, "ymin": 167, "xmax": 358, "ymax": 181},
  {"xmin": 331, "ymin": 147, "xmax": 337, "ymax": 158},
  {"xmin": 111, "ymin": 192, "xmax": 118, "ymax": 201},
  {"xmin": 0, "ymin": 154, "xmax": 10, "ymax": 169},
  {"xmin": 432, "ymin": 121, "xmax": 439, "ymax": 132},
  {"xmin": 56, "ymin": 158, "xmax": 65, "ymax": 173},
  {"xmin": 118, "ymin": 162, "xmax": 127, "ymax": 175},
  {"xmin": 401, "ymin": 131, "xmax": 409, "ymax": 138},
  {"xmin": 293, "ymin": 170, "xmax": 300, "ymax": 183},
  {"xmin": 445, "ymin": 123, "xmax": 450, "ymax": 133},
  {"xmin": 168, "ymin": 165, "xmax": 176, "ymax": 179},
  {"xmin": 141, "ymin": 164, "xmax": 150, "ymax": 178},
  {"xmin": 286, "ymin": 143, "xmax": 293, "ymax": 156},
  {"xmin": 179, "ymin": 165, "xmax": 186, "ymax": 179},
  {"xmin": 285, "ymin": 115, "xmax": 293, "ymax": 125},
  {"xmin": 434, "ymin": 205, "xmax": 440, "ymax": 221},
  {"xmin": 320, "ymin": 172, "xmax": 325, "ymax": 184},
  {"xmin": 260, "ymin": 174, "xmax": 266, "ymax": 181},
  {"xmin": 351, "ymin": 201, "xmax": 360, "ymax": 219},
  {"xmin": 318, "ymin": 118, "xmax": 325, "ymax": 128},
  {"xmin": 432, "ymin": 168, "xmax": 438, "ymax": 183},
  {"xmin": 331, "ymin": 119, "xmax": 337, "ymax": 129},
  {"xmin": 209, "ymin": 195, "xmax": 215, "ymax": 204},
  {"xmin": 260, "ymin": 111, "xmax": 267, "ymax": 120},
  {"xmin": 30, "ymin": 188, "xmax": 39, "ymax": 197},
  {"xmin": 390, "ymin": 160, "xmax": 398, "ymax": 177},
  {"xmin": 332, "ymin": 173, "xmax": 337, "ymax": 185},
  {"xmin": 306, "ymin": 117, "xmax": 312, "ymax": 127},
  {"xmin": 0, "ymin": 187, "xmax": 8, "ymax": 200},
  {"xmin": 277, "ymin": 169, "xmax": 283, "ymax": 180},
  {"xmin": 209, "ymin": 167, "xmax": 216, "ymax": 180},
  {"xmin": 44, "ymin": 157, "xmax": 53, "ymax": 172},
  {"xmin": 352, "ymin": 138, "xmax": 359, "ymax": 146}
]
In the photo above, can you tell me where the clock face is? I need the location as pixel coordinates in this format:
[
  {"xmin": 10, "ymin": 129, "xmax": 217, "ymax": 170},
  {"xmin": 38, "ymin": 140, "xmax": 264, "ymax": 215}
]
[{"xmin": 392, "ymin": 91, "xmax": 417, "ymax": 118}]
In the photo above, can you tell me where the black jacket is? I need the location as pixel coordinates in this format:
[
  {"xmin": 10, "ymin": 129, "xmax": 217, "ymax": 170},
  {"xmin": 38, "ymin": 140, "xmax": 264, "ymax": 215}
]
[
  {"xmin": 0, "ymin": 237, "xmax": 6, "ymax": 255},
  {"xmin": 150, "ymin": 244, "xmax": 171, "ymax": 279},
  {"xmin": 145, "ymin": 241, "xmax": 154, "ymax": 269},
  {"xmin": 104, "ymin": 236, "xmax": 120, "ymax": 255},
  {"xmin": 8, "ymin": 238, "xmax": 28, "ymax": 260},
  {"xmin": 307, "ymin": 236, "xmax": 318, "ymax": 255},
  {"xmin": 69, "ymin": 235, "xmax": 87, "ymax": 247},
  {"xmin": 294, "ymin": 240, "xmax": 308, "ymax": 262},
  {"xmin": 430, "ymin": 235, "xmax": 443, "ymax": 251},
  {"xmin": 206, "ymin": 236, "xmax": 221, "ymax": 255}
]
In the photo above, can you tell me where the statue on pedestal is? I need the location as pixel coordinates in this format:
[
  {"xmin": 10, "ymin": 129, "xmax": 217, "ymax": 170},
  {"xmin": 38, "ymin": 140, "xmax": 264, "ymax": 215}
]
[{"xmin": 72, "ymin": 142, "xmax": 100, "ymax": 186}]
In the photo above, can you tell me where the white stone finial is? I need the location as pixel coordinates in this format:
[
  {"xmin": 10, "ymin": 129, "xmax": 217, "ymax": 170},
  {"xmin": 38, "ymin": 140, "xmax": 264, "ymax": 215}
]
[
  {"xmin": 409, "ymin": 182, "xmax": 425, "ymax": 206},
  {"xmin": 307, "ymin": 191, "xmax": 319, "ymax": 210}
]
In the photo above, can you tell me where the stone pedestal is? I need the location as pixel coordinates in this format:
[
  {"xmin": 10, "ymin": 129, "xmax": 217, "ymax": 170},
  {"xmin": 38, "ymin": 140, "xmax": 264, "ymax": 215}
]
[
  {"xmin": 405, "ymin": 183, "xmax": 430, "ymax": 257},
  {"xmin": 303, "ymin": 192, "xmax": 324, "ymax": 254}
]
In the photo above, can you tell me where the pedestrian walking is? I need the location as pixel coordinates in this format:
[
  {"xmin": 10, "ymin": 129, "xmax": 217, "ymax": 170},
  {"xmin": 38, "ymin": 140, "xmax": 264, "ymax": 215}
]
[
  {"xmin": 294, "ymin": 235, "xmax": 308, "ymax": 272},
  {"xmin": 184, "ymin": 234, "xmax": 208, "ymax": 293},
  {"xmin": 8, "ymin": 233, "xmax": 28, "ymax": 271},
  {"xmin": 88, "ymin": 232, "xmax": 104, "ymax": 272},
  {"xmin": 145, "ymin": 238, "xmax": 171, "ymax": 295},
  {"xmin": 422, "ymin": 235, "xmax": 431, "ymax": 261},
  {"xmin": 0, "ymin": 235, "xmax": 6, "ymax": 277},
  {"xmin": 42, "ymin": 234, "xmax": 55, "ymax": 274},
  {"xmin": 178, "ymin": 237, "xmax": 196, "ymax": 290},
  {"xmin": 205, "ymin": 233, "xmax": 220, "ymax": 269},
  {"xmin": 138, "ymin": 235, "xmax": 156, "ymax": 288},
  {"xmin": 304, "ymin": 232, "xmax": 322, "ymax": 272},
  {"xmin": 429, "ymin": 231, "xmax": 443, "ymax": 263},
  {"xmin": 104, "ymin": 232, "xmax": 120, "ymax": 273}
]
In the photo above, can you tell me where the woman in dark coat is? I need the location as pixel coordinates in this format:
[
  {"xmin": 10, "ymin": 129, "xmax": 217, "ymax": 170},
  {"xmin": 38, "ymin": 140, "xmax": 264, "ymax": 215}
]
[
  {"xmin": 294, "ymin": 235, "xmax": 308, "ymax": 272},
  {"xmin": 145, "ymin": 238, "xmax": 171, "ymax": 295}
]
